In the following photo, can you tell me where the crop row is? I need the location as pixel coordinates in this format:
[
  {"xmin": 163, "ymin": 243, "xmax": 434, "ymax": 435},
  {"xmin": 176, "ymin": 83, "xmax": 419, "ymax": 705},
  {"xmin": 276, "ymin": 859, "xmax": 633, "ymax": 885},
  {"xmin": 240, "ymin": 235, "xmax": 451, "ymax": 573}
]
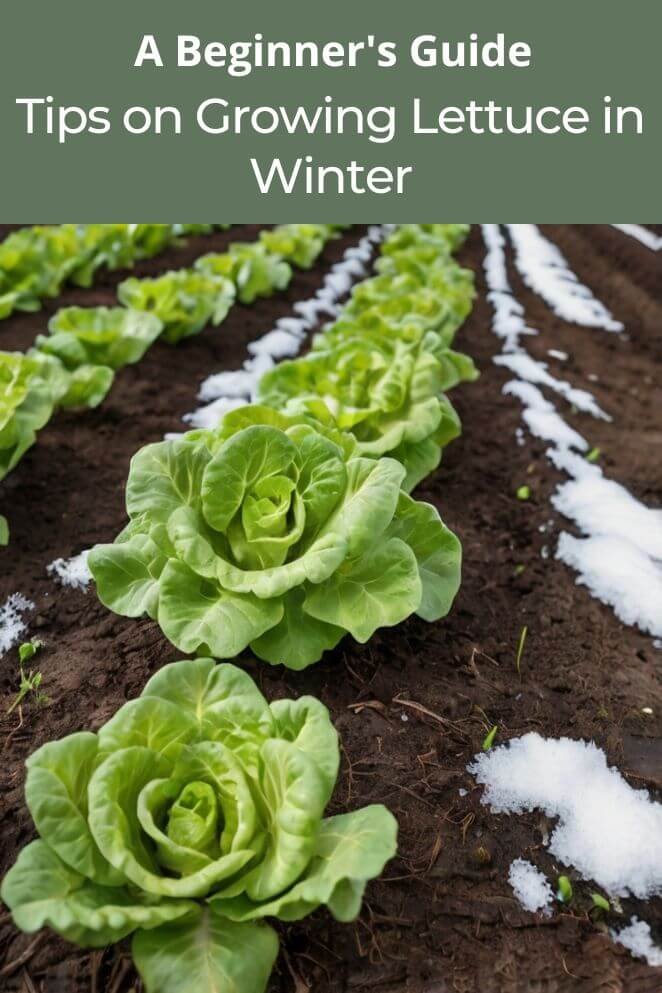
[
  {"xmin": 0, "ymin": 224, "xmax": 349, "ymax": 543},
  {"xmin": 2, "ymin": 224, "xmax": 477, "ymax": 993},
  {"xmin": 0, "ymin": 223, "xmax": 229, "ymax": 320}
]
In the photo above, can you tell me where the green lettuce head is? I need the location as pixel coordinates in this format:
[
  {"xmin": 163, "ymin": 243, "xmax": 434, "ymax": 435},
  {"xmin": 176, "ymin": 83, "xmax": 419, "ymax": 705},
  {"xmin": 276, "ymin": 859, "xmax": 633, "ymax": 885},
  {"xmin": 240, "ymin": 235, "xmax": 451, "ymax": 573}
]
[
  {"xmin": 118, "ymin": 269, "xmax": 236, "ymax": 344},
  {"xmin": 1, "ymin": 348, "xmax": 112, "ymax": 481},
  {"xmin": 258, "ymin": 330, "xmax": 477, "ymax": 491},
  {"xmin": 334, "ymin": 262, "xmax": 475, "ymax": 344},
  {"xmin": 1, "ymin": 657, "xmax": 397, "ymax": 993},
  {"xmin": 259, "ymin": 223, "xmax": 335, "ymax": 269},
  {"xmin": 37, "ymin": 306, "xmax": 164, "ymax": 371},
  {"xmin": 88, "ymin": 405, "xmax": 461, "ymax": 669},
  {"xmin": 195, "ymin": 243, "xmax": 291, "ymax": 305}
]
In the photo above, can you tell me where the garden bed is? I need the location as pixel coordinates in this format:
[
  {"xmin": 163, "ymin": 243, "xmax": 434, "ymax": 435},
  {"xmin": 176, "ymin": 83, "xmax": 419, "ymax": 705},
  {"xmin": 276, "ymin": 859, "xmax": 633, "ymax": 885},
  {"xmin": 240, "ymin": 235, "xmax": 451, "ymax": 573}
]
[{"xmin": 1, "ymin": 225, "xmax": 661, "ymax": 992}]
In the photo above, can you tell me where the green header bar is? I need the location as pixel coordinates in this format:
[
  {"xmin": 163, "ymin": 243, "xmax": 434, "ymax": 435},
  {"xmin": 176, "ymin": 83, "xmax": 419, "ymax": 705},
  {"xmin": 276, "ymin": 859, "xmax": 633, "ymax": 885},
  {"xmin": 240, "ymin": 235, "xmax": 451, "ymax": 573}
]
[{"xmin": 1, "ymin": 0, "xmax": 659, "ymax": 219}]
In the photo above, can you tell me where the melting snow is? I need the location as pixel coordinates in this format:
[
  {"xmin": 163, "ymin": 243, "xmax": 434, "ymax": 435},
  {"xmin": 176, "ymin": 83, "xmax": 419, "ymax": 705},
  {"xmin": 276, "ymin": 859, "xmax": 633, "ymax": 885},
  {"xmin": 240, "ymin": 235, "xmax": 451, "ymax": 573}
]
[
  {"xmin": 496, "ymin": 353, "xmax": 609, "ymax": 419},
  {"xmin": 46, "ymin": 550, "xmax": 92, "ymax": 590},
  {"xmin": 507, "ymin": 225, "xmax": 623, "ymax": 331},
  {"xmin": 0, "ymin": 593, "xmax": 34, "ymax": 655},
  {"xmin": 508, "ymin": 859, "xmax": 553, "ymax": 914},
  {"xmin": 612, "ymin": 918, "xmax": 662, "ymax": 967},
  {"xmin": 469, "ymin": 734, "xmax": 662, "ymax": 900},
  {"xmin": 612, "ymin": 224, "xmax": 662, "ymax": 253},
  {"xmin": 556, "ymin": 534, "xmax": 662, "ymax": 637},
  {"xmin": 482, "ymin": 224, "xmax": 662, "ymax": 642},
  {"xmin": 503, "ymin": 381, "xmax": 588, "ymax": 450},
  {"xmin": 552, "ymin": 464, "xmax": 662, "ymax": 561}
]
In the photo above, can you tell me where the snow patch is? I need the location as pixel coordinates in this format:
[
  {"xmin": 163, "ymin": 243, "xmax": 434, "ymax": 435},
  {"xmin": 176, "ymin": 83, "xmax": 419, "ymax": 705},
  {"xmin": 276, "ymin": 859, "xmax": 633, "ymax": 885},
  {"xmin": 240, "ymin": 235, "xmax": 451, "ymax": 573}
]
[
  {"xmin": 469, "ymin": 733, "xmax": 662, "ymax": 900},
  {"xmin": 47, "ymin": 550, "xmax": 92, "ymax": 590},
  {"xmin": 503, "ymin": 381, "xmax": 588, "ymax": 451},
  {"xmin": 553, "ymin": 471, "xmax": 662, "ymax": 561},
  {"xmin": 612, "ymin": 224, "xmax": 662, "ymax": 252},
  {"xmin": 496, "ymin": 353, "xmax": 609, "ymax": 420},
  {"xmin": 0, "ymin": 593, "xmax": 34, "ymax": 655},
  {"xmin": 507, "ymin": 224, "xmax": 623, "ymax": 331},
  {"xmin": 556, "ymin": 533, "xmax": 662, "ymax": 637},
  {"xmin": 482, "ymin": 224, "xmax": 662, "ymax": 642},
  {"xmin": 612, "ymin": 918, "xmax": 662, "ymax": 967},
  {"xmin": 508, "ymin": 859, "xmax": 553, "ymax": 914}
]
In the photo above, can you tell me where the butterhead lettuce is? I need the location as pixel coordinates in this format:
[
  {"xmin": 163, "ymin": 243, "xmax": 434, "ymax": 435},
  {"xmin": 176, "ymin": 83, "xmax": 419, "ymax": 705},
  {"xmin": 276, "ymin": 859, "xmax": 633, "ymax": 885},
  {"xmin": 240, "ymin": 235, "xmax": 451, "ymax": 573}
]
[
  {"xmin": 89, "ymin": 405, "xmax": 461, "ymax": 668},
  {"xmin": 1, "ymin": 657, "xmax": 397, "ymax": 993},
  {"xmin": 258, "ymin": 328, "xmax": 477, "ymax": 491}
]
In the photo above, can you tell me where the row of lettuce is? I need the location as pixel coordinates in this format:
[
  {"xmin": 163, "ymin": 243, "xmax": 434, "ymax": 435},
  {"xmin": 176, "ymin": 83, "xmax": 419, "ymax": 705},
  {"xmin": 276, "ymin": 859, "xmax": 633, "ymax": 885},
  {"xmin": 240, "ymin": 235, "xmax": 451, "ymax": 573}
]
[
  {"xmin": 0, "ymin": 224, "xmax": 348, "ymax": 543},
  {"xmin": 0, "ymin": 222, "xmax": 228, "ymax": 320},
  {"xmin": 2, "ymin": 224, "xmax": 476, "ymax": 993},
  {"xmin": 89, "ymin": 223, "xmax": 477, "ymax": 674}
]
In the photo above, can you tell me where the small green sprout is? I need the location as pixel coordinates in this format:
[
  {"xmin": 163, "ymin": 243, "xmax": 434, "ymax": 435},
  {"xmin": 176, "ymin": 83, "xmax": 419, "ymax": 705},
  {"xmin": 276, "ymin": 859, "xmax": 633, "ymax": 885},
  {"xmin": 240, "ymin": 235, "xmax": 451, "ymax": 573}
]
[
  {"xmin": 7, "ymin": 640, "xmax": 47, "ymax": 715},
  {"xmin": 516, "ymin": 485, "xmax": 531, "ymax": 501},
  {"xmin": 514, "ymin": 564, "xmax": 526, "ymax": 576},
  {"xmin": 515, "ymin": 625, "xmax": 528, "ymax": 677},
  {"xmin": 591, "ymin": 892, "xmax": 610, "ymax": 912},
  {"xmin": 482, "ymin": 725, "xmax": 498, "ymax": 751},
  {"xmin": 18, "ymin": 639, "xmax": 42, "ymax": 664},
  {"xmin": 557, "ymin": 875, "xmax": 573, "ymax": 904},
  {"xmin": 0, "ymin": 514, "xmax": 8, "ymax": 546},
  {"xmin": 586, "ymin": 447, "xmax": 601, "ymax": 464}
]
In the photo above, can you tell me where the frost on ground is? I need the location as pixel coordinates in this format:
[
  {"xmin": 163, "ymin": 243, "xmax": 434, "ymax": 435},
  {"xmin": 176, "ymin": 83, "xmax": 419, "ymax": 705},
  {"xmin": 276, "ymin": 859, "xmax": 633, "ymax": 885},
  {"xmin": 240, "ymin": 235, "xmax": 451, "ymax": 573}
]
[
  {"xmin": 0, "ymin": 593, "xmax": 34, "ymax": 655},
  {"xmin": 47, "ymin": 549, "xmax": 92, "ymax": 590},
  {"xmin": 612, "ymin": 918, "xmax": 662, "ymax": 968},
  {"xmin": 508, "ymin": 859, "xmax": 553, "ymax": 914},
  {"xmin": 469, "ymin": 733, "xmax": 662, "ymax": 899},
  {"xmin": 507, "ymin": 224, "xmax": 623, "ymax": 331}
]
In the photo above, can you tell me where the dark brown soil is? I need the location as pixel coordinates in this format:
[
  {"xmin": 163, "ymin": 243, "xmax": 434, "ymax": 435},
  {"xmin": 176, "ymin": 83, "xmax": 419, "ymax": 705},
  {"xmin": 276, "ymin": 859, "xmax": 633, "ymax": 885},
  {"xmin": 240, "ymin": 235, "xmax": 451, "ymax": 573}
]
[{"xmin": 1, "ymin": 225, "xmax": 661, "ymax": 993}]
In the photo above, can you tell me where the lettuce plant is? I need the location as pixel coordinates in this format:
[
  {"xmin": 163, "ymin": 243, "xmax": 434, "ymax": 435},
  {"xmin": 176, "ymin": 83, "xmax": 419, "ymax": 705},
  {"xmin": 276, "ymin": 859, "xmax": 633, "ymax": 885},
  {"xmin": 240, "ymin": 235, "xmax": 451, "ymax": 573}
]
[
  {"xmin": 378, "ymin": 223, "xmax": 470, "ymax": 261},
  {"xmin": 259, "ymin": 223, "xmax": 335, "ymax": 269},
  {"xmin": 0, "ymin": 224, "xmax": 230, "ymax": 320},
  {"xmin": 1, "ymin": 352, "xmax": 62, "ymax": 478},
  {"xmin": 89, "ymin": 405, "xmax": 461, "ymax": 669},
  {"xmin": 0, "ymin": 349, "xmax": 114, "ymax": 481},
  {"xmin": 347, "ymin": 262, "xmax": 474, "ymax": 329},
  {"xmin": 118, "ymin": 270, "xmax": 236, "ymax": 344},
  {"xmin": 37, "ymin": 306, "xmax": 164, "ymax": 370},
  {"xmin": 195, "ymin": 243, "xmax": 292, "ymax": 304},
  {"xmin": 0, "ymin": 226, "xmax": 81, "ymax": 317},
  {"xmin": 1, "ymin": 657, "xmax": 397, "ymax": 993},
  {"xmin": 258, "ymin": 331, "xmax": 477, "ymax": 490}
]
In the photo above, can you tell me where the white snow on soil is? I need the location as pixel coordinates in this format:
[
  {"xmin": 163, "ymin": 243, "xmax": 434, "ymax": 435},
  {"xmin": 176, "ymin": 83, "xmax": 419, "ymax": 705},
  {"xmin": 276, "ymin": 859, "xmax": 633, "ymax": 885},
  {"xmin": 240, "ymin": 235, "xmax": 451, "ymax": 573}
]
[
  {"xmin": 556, "ymin": 533, "xmax": 662, "ymax": 637},
  {"xmin": 507, "ymin": 224, "xmax": 623, "ymax": 331},
  {"xmin": 495, "ymin": 353, "xmax": 609, "ymax": 420},
  {"xmin": 612, "ymin": 224, "xmax": 662, "ymax": 252},
  {"xmin": 46, "ymin": 550, "xmax": 92, "ymax": 590},
  {"xmin": 612, "ymin": 918, "xmax": 662, "ymax": 968},
  {"xmin": 482, "ymin": 224, "xmax": 662, "ymax": 642},
  {"xmin": 508, "ymin": 859, "xmax": 553, "ymax": 914},
  {"xmin": 503, "ymin": 381, "xmax": 589, "ymax": 450},
  {"xmin": 183, "ymin": 224, "xmax": 390, "ymax": 430},
  {"xmin": 469, "ymin": 733, "xmax": 662, "ymax": 900},
  {"xmin": 0, "ymin": 593, "xmax": 35, "ymax": 655}
]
